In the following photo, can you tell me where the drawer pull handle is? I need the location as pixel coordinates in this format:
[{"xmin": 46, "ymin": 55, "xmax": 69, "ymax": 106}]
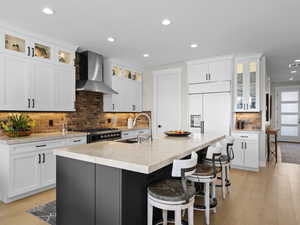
[
  {"xmin": 42, "ymin": 153, "xmax": 45, "ymax": 163},
  {"xmin": 38, "ymin": 154, "xmax": 41, "ymax": 164},
  {"xmin": 123, "ymin": 133, "xmax": 129, "ymax": 135},
  {"xmin": 240, "ymin": 136, "xmax": 248, "ymax": 138},
  {"xmin": 36, "ymin": 144, "xmax": 47, "ymax": 148},
  {"xmin": 73, "ymin": 140, "xmax": 81, "ymax": 142}
]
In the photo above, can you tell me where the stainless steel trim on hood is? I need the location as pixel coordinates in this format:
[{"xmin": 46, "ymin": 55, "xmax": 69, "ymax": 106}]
[{"xmin": 76, "ymin": 51, "xmax": 118, "ymax": 94}]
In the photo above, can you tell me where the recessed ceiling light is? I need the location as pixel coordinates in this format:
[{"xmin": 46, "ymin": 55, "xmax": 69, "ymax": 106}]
[
  {"xmin": 143, "ymin": 54, "xmax": 149, "ymax": 58},
  {"xmin": 161, "ymin": 19, "xmax": 171, "ymax": 26},
  {"xmin": 190, "ymin": 43, "xmax": 198, "ymax": 48},
  {"xmin": 42, "ymin": 7, "xmax": 54, "ymax": 15},
  {"xmin": 107, "ymin": 37, "xmax": 115, "ymax": 42},
  {"xmin": 291, "ymin": 70, "xmax": 297, "ymax": 74},
  {"xmin": 289, "ymin": 77, "xmax": 294, "ymax": 81}
]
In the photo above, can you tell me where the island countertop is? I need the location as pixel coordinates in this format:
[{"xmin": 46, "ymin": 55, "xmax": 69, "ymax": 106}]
[{"xmin": 54, "ymin": 132, "xmax": 224, "ymax": 174}]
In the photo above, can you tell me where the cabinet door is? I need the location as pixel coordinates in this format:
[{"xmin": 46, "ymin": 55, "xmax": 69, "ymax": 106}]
[
  {"xmin": 0, "ymin": 54, "xmax": 31, "ymax": 110},
  {"xmin": 188, "ymin": 63, "xmax": 209, "ymax": 83},
  {"xmin": 32, "ymin": 61, "xmax": 55, "ymax": 110},
  {"xmin": 40, "ymin": 150, "xmax": 56, "ymax": 187},
  {"xmin": 9, "ymin": 152, "xmax": 40, "ymax": 197},
  {"xmin": 203, "ymin": 93, "xmax": 231, "ymax": 135},
  {"xmin": 136, "ymin": 81, "xmax": 143, "ymax": 112},
  {"xmin": 247, "ymin": 61, "xmax": 260, "ymax": 111},
  {"xmin": 55, "ymin": 65, "xmax": 75, "ymax": 111},
  {"xmin": 234, "ymin": 62, "xmax": 247, "ymax": 111},
  {"xmin": 112, "ymin": 76, "xmax": 122, "ymax": 111},
  {"xmin": 244, "ymin": 140, "xmax": 259, "ymax": 169},
  {"xmin": 231, "ymin": 140, "xmax": 244, "ymax": 167},
  {"xmin": 209, "ymin": 59, "xmax": 232, "ymax": 81}
]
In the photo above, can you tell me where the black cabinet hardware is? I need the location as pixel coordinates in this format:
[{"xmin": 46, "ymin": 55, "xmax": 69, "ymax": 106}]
[
  {"xmin": 208, "ymin": 73, "xmax": 211, "ymax": 80},
  {"xmin": 158, "ymin": 125, "xmax": 162, "ymax": 128},
  {"xmin": 32, "ymin": 99, "xmax": 35, "ymax": 108},
  {"xmin": 36, "ymin": 144, "xmax": 47, "ymax": 148},
  {"xmin": 73, "ymin": 140, "xmax": 81, "ymax": 142},
  {"xmin": 245, "ymin": 142, "xmax": 247, "ymax": 149},
  {"xmin": 205, "ymin": 73, "xmax": 208, "ymax": 80},
  {"xmin": 27, "ymin": 47, "xmax": 30, "ymax": 56},
  {"xmin": 28, "ymin": 98, "xmax": 31, "ymax": 108},
  {"xmin": 112, "ymin": 104, "xmax": 115, "ymax": 111},
  {"xmin": 240, "ymin": 136, "xmax": 248, "ymax": 138},
  {"xmin": 38, "ymin": 154, "xmax": 41, "ymax": 164},
  {"xmin": 241, "ymin": 142, "xmax": 244, "ymax": 149},
  {"xmin": 32, "ymin": 47, "xmax": 34, "ymax": 57},
  {"xmin": 42, "ymin": 153, "xmax": 45, "ymax": 163}
]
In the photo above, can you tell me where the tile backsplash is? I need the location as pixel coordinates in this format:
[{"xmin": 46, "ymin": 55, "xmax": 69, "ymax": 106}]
[
  {"xmin": 234, "ymin": 112, "xmax": 262, "ymax": 130},
  {"xmin": 0, "ymin": 91, "xmax": 150, "ymax": 134}
]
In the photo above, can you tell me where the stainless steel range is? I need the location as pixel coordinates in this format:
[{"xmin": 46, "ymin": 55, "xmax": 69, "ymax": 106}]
[{"xmin": 71, "ymin": 128, "xmax": 121, "ymax": 143}]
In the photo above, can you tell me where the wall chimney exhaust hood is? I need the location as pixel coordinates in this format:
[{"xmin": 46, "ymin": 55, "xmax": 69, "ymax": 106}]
[{"xmin": 76, "ymin": 51, "xmax": 118, "ymax": 94}]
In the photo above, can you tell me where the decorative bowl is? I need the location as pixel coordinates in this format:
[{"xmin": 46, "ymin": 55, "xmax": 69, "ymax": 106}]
[{"xmin": 164, "ymin": 131, "xmax": 192, "ymax": 137}]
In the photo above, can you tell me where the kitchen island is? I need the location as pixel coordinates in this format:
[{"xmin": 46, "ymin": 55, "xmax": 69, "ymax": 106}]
[{"xmin": 54, "ymin": 132, "xmax": 224, "ymax": 225}]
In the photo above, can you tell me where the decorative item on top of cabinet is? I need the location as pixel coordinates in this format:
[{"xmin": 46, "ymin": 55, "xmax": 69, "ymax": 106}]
[
  {"xmin": 5, "ymin": 34, "xmax": 25, "ymax": 53},
  {"xmin": 34, "ymin": 43, "xmax": 51, "ymax": 59}
]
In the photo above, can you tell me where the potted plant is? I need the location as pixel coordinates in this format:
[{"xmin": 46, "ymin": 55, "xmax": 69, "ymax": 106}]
[{"xmin": 0, "ymin": 114, "xmax": 36, "ymax": 137}]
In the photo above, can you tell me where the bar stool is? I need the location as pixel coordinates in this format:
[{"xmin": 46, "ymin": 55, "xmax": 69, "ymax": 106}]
[
  {"xmin": 205, "ymin": 137, "xmax": 234, "ymax": 199},
  {"xmin": 187, "ymin": 147, "xmax": 222, "ymax": 225},
  {"xmin": 147, "ymin": 152, "xmax": 198, "ymax": 225}
]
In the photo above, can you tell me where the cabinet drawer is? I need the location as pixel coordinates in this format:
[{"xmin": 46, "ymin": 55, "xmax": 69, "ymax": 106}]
[
  {"xmin": 232, "ymin": 132, "xmax": 259, "ymax": 141},
  {"xmin": 136, "ymin": 129, "xmax": 150, "ymax": 135},
  {"xmin": 11, "ymin": 140, "xmax": 66, "ymax": 155},
  {"xmin": 66, "ymin": 136, "xmax": 87, "ymax": 146},
  {"xmin": 122, "ymin": 131, "xmax": 138, "ymax": 139}
]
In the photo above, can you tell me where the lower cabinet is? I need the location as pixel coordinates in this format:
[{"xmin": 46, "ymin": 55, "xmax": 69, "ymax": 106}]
[
  {"xmin": 231, "ymin": 132, "xmax": 260, "ymax": 171},
  {"xmin": 0, "ymin": 135, "xmax": 87, "ymax": 203}
]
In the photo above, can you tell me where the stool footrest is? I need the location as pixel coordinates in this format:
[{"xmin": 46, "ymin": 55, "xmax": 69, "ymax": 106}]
[
  {"xmin": 154, "ymin": 218, "xmax": 188, "ymax": 225},
  {"xmin": 194, "ymin": 198, "xmax": 218, "ymax": 211}
]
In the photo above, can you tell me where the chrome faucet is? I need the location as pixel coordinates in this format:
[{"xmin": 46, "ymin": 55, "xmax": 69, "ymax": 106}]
[{"xmin": 133, "ymin": 113, "xmax": 152, "ymax": 143}]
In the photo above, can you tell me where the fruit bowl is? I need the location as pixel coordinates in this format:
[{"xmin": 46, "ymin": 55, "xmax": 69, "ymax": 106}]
[{"xmin": 164, "ymin": 130, "xmax": 191, "ymax": 137}]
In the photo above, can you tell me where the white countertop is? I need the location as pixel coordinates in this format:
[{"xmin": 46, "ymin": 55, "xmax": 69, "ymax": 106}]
[
  {"xmin": 54, "ymin": 132, "xmax": 224, "ymax": 174},
  {"xmin": 0, "ymin": 132, "xmax": 87, "ymax": 145}
]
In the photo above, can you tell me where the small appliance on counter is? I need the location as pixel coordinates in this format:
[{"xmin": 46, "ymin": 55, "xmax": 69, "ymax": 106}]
[{"xmin": 236, "ymin": 120, "xmax": 246, "ymax": 129}]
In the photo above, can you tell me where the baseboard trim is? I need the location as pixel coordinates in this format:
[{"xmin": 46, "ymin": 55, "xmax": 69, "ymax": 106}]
[
  {"xmin": 1, "ymin": 184, "xmax": 56, "ymax": 204},
  {"xmin": 231, "ymin": 165, "xmax": 259, "ymax": 172}
]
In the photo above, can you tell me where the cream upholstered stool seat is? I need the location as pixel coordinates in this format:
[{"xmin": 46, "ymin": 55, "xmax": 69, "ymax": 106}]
[
  {"xmin": 147, "ymin": 152, "xmax": 198, "ymax": 225},
  {"xmin": 187, "ymin": 147, "xmax": 222, "ymax": 225}
]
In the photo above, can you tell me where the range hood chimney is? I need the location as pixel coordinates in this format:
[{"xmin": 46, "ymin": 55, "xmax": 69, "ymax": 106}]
[{"xmin": 76, "ymin": 51, "xmax": 118, "ymax": 94}]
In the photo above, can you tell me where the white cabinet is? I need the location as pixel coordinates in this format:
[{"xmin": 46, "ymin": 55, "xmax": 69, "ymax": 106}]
[
  {"xmin": 103, "ymin": 61, "xmax": 143, "ymax": 112},
  {"xmin": 121, "ymin": 129, "xmax": 150, "ymax": 139},
  {"xmin": 231, "ymin": 132, "xmax": 260, "ymax": 171},
  {"xmin": 0, "ymin": 26, "xmax": 77, "ymax": 111},
  {"xmin": 234, "ymin": 56, "xmax": 261, "ymax": 112},
  {"xmin": 187, "ymin": 57, "xmax": 232, "ymax": 84},
  {"xmin": 0, "ymin": 135, "xmax": 87, "ymax": 203},
  {"xmin": 0, "ymin": 54, "xmax": 31, "ymax": 111},
  {"xmin": 55, "ymin": 65, "xmax": 76, "ymax": 111},
  {"xmin": 40, "ymin": 150, "xmax": 56, "ymax": 188},
  {"xmin": 9, "ymin": 151, "xmax": 40, "ymax": 197}
]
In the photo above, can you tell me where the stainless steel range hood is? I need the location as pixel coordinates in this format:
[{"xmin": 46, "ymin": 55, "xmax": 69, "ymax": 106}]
[{"xmin": 76, "ymin": 51, "xmax": 118, "ymax": 94}]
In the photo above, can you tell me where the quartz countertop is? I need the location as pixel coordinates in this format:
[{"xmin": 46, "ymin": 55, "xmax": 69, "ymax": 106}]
[
  {"xmin": 0, "ymin": 132, "xmax": 87, "ymax": 145},
  {"xmin": 54, "ymin": 132, "xmax": 224, "ymax": 174}
]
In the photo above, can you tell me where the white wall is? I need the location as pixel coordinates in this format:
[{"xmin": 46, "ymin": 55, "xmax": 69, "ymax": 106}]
[{"xmin": 143, "ymin": 62, "xmax": 189, "ymax": 129}]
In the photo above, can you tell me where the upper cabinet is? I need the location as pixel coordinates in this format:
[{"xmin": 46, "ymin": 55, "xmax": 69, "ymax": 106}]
[
  {"xmin": 103, "ymin": 61, "xmax": 143, "ymax": 112},
  {"xmin": 0, "ymin": 26, "xmax": 77, "ymax": 111},
  {"xmin": 187, "ymin": 57, "xmax": 233, "ymax": 84},
  {"xmin": 234, "ymin": 56, "xmax": 261, "ymax": 112}
]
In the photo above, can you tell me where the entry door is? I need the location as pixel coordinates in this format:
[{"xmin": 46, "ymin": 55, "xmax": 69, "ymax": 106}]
[
  {"xmin": 277, "ymin": 87, "xmax": 300, "ymax": 142},
  {"xmin": 153, "ymin": 68, "xmax": 182, "ymax": 135}
]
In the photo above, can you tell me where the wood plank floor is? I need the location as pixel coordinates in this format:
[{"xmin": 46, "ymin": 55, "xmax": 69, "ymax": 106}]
[{"xmin": 1, "ymin": 154, "xmax": 300, "ymax": 225}]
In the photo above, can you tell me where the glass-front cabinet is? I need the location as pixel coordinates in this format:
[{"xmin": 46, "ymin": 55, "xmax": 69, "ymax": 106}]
[
  {"xmin": 234, "ymin": 56, "xmax": 260, "ymax": 112},
  {"xmin": 56, "ymin": 49, "xmax": 74, "ymax": 66},
  {"xmin": 0, "ymin": 31, "xmax": 31, "ymax": 57}
]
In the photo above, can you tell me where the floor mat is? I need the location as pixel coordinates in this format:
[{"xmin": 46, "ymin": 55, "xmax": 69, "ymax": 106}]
[
  {"xmin": 27, "ymin": 200, "xmax": 56, "ymax": 225},
  {"xmin": 280, "ymin": 142, "xmax": 300, "ymax": 164}
]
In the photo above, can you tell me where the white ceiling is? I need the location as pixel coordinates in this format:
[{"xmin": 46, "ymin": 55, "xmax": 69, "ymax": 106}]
[{"xmin": 1, "ymin": 0, "xmax": 300, "ymax": 81}]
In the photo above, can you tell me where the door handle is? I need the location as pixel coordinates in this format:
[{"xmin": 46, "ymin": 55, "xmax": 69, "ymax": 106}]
[
  {"xmin": 27, "ymin": 47, "xmax": 30, "ymax": 56},
  {"xmin": 28, "ymin": 98, "xmax": 31, "ymax": 108},
  {"xmin": 42, "ymin": 153, "xmax": 45, "ymax": 163},
  {"xmin": 32, "ymin": 99, "xmax": 35, "ymax": 108},
  {"xmin": 38, "ymin": 154, "xmax": 41, "ymax": 164},
  {"xmin": 32, "ymin": 47, "xmax": 34, "ymax": 57},
  {"xmin": 209, "ymin": 73, "xmax": 211, "ymax": 80},
  {"xmin": 241, "ymin": 142, "xmax": 244, "ymax": 149},
  {"xmin": 158, "ymin": 125, "xmax": 162, "ymax": 128},
  {"xmin": 112, "ymin": 104, "xmax": 115, "ymax": 111},
  {"xmin": 245, "ymin": 142, "xmax": 247, "ymax": 149},
  {"xmin": 36, "ymin": 144, "xmax": 47, "ymax": 148}
]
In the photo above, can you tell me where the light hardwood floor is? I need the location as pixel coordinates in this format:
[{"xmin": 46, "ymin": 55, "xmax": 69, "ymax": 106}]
[{"xmin": 1, "ymin": 158, "xmax": 300, "ymax": 225}]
